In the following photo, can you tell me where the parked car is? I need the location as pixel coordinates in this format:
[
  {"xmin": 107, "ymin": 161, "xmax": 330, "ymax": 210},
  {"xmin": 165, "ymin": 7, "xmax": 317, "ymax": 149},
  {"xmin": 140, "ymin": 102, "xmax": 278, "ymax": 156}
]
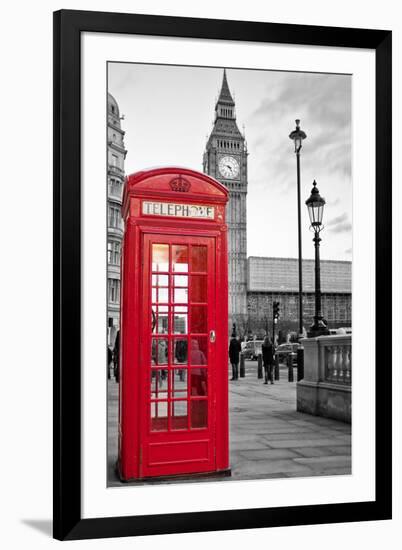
[
  {"xmin": 274, "ymin": 343, "xmax": 300, "ymax": 365},
  {"xmin": 329, "ymin": 327, "xmax": 352, "ymax": 335},
  {"xmin": 242, "ymin": 340, "xmax": 263, "ymax": 361}
]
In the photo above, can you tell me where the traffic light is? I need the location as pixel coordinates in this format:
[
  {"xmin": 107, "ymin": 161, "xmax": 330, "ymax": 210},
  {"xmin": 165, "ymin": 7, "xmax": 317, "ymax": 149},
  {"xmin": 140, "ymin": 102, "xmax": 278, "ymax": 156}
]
[{"xmin": 273, "ymin": 301, "xmax": 280, "ymax": 322}]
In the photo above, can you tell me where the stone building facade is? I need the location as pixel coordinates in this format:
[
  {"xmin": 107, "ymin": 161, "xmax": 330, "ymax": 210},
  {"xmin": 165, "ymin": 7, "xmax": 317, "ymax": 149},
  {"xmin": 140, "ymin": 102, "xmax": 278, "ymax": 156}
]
[
  {"xmin": 203, "ymin": 70, "xmax": 248, "ymax": 327},
  {"xmin": 245, "ymin": 257, "xmax": 352, "ymax": 338},
  {"xmin": 107, "ymin": 93, "xmax": 126, "ymax": 346}
]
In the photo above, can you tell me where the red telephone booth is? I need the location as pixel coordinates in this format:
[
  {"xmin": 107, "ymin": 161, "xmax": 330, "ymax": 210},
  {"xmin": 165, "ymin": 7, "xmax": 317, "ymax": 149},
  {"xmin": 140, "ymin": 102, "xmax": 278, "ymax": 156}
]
[{"xmin": 118, "ymin": 167, "xmax": 230, "ymax": 481}]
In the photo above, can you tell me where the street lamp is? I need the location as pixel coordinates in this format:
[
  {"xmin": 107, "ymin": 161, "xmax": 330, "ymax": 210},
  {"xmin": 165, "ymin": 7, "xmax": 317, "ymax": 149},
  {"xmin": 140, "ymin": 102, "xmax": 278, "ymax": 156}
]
[
  {"xmin": 305, "ymin": 180, "xmax": 330, "ymax": 337},
  {"xmin": 289, "ymin": 119, "xmax": 307, "ymax": 340}
]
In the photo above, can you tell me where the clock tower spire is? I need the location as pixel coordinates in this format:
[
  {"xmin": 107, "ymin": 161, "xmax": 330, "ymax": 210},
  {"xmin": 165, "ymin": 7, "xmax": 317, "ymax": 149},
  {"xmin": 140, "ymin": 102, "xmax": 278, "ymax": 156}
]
[{"xmin": 203, "ymin": 69, "xmax": 248, "ymax": 330}]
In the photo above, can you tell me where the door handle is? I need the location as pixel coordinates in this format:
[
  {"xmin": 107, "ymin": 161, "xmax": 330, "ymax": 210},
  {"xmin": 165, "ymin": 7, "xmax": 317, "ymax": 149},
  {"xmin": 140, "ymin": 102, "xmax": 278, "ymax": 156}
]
[{"xmin": 209, "ymin": 330, "xmax": 216, "ymax": 343}]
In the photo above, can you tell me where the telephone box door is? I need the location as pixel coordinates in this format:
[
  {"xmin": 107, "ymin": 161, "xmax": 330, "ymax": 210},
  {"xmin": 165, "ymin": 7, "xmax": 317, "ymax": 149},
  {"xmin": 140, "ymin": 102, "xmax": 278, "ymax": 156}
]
[{"xmin": 140, "ymin": 233, "xmax": 216, "ymax": 478}]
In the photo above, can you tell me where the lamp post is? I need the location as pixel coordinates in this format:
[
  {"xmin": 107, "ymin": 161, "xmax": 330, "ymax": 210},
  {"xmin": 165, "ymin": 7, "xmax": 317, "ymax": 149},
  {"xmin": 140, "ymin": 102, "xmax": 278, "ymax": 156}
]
[
  {"xmin": 289, "ymin": 119, "xmax": 307, "ymax": 340},
  {"xmin": 305, "ymin": 180, "xmax": 330, "ymax": 338},
  {"xmin": 247, "ymin": 303, "xmax": 251, "ymax": 340}
]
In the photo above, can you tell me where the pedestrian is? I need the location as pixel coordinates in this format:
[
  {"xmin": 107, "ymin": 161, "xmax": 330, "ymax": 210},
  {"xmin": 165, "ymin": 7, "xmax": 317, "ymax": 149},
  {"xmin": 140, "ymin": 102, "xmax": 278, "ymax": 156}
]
[
  {"xmin": 113, "ymin": 329, "xmax": 120, "ymax": 382},
  {"xmin": 229, "ymin": 333, "xmax": 241, "ymax": 380},
  {"xmin": 262, "ymin": 334, "xmax": 274, "ymax": 384},
  {"xmin": 190, "ymin": 338, "xmax": 206, "ymax": 365},
  {"xmin": 107, "ymin": 346, "xmax": 113, "ymax": 379}
]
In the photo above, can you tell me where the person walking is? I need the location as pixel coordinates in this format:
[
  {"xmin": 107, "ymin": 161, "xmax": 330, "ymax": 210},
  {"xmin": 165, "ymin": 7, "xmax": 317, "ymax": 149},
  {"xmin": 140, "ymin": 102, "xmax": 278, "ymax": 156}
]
[
  {"xmin": 113, "ymin": 329, "xmax": 120, "ymax": 382},
  {"xmin": 229, "ymin": 333, "xmax": 241, "ymax": 381},
  {"xmin": 262, "ymin": 334, "xmax": 274, "ymax": 384}
]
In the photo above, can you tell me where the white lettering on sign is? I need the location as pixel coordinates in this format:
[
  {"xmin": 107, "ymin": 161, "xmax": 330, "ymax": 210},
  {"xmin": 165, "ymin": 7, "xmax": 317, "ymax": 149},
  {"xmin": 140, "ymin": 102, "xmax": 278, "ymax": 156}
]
[{"xmin": 142, "ymin": 201, "xmax": 215, "ymax": 220}]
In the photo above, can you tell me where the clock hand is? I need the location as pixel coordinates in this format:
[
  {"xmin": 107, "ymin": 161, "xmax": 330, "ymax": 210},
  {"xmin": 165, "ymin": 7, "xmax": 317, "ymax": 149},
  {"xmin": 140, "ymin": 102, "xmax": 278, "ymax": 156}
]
[{"xmin": 226, "ymin": 165, "xmax": 233, "ymax": 172}]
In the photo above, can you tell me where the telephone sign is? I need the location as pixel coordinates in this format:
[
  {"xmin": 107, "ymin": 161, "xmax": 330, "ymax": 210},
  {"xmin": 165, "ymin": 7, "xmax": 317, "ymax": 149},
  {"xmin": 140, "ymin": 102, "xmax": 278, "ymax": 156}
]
[{"xmin": 142, "ymin": 201, "xmax": 215, "ymax": 219}]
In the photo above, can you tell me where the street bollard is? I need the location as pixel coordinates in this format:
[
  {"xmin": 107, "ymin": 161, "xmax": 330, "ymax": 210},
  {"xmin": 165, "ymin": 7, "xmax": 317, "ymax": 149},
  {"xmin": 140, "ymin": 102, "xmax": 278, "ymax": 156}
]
[
  {"xmin": 257, "ymin": 354, "xmax": 263, "ymax": 379},
  {"xmin": 287, "ymin": 354, "xmax": 294, "ymax": 382},
  {"xmin": 274, "ymin": 355, "xmax": 280, "ymax": 381},
  {"xmin": 297, "ymin": 347, "xmax": 304, "ymax": 382},
  {"xmin": 240, "ymin": 352, "xmax": 246, "ymax": 378},
  {"xmin": 297, "ymin": 347, "xmax": 304, "ymax": 381}
]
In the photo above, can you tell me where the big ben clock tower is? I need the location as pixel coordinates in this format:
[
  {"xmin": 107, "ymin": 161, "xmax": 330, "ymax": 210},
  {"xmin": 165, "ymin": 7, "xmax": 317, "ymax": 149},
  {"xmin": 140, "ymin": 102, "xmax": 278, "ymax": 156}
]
[{"xmin": 203, "ymin": 69, "xmax": 248, "ymax": 329}]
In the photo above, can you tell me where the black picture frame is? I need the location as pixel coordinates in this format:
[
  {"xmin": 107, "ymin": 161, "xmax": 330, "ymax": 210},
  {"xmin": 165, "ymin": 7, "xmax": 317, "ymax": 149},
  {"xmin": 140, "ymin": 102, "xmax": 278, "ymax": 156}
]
[{"xmin": 53, "ymin": 9, "xmax": 392, "ymax": 541}]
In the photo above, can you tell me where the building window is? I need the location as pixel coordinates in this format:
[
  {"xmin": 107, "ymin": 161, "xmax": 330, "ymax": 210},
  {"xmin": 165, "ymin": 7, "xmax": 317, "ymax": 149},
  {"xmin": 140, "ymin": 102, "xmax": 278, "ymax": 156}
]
[
  {"xmin": 109, "ymin": 178, "xmax": 121, "ymax": 197},
  {"xmin": 109, "ymin": 279, "xmax": 120, "ymax": 303},
  {"xmin": 111, "ymin": 154, "xmax": 118, "ymax": 167},
  {"xmin": 108, "ymin": 205, "xmax": 122, "ymax": 229},
  {"xmin": 108, "ymin": 241, "xmax": 121, "ymax": 265}
]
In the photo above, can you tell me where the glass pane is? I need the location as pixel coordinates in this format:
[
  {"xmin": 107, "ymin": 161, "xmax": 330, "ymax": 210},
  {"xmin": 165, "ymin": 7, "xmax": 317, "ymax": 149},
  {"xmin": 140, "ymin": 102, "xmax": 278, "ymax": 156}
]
[
  {"xmin": 152, "ymin": 306, "xmax": 169, "ymax": 333},
  {"xmin": 173, "ymin": 311, "xmax": 188, "ymax": 334},
  {"xmin": 172, "ymin": 368, "xmax": 188, "ymax": 398},
  {"xmin": 189, "ymin": 337, "xmax": 208, "ymax": 365},
  {"xmin": 150, "ymin": 369, "xmax": 168, "ymax": 399},
  {"xmin": 190, "ymin": 368, "xmax": 208, "ymax": 396},
  {"xmin": 151, "ymin": 288, "xmax": 157, "ymax": 303},
  {"xmin": 174, "ymin": 288, "xmax": 188, "ymax": 303},
  {"xmin": 151, "ymin": 338, "xmax": 168, "ymax": 365},
  {"xmin": 152, "ymin": 244, "xmax": 169, "ymax": 272},
  {"xmin": 173, "ymin": 275, "xmax": 188, "ymax": 287},
  {"xmin": 152, "ymin": 274, "xmax": 168, "ymax": 287},
  {"xmin": 171, "ymin": 400, "xmax": 188, "ymax": 430},
  {"xmin": 157, "ymin": 310, "xmax": 169, "ymax": 334},
  {"xmin": 172, "ymin": 245, "xmax": 188, "ymax": 272},
  {"xmin": 190, "ymin": 400, "xmax": 208, "ymax": 429},
  {"xmin": 190, "ymin": 275, "xmax": 207, "ymax": 303},
  {"xmin": 191, "ymin": 305, "xmax": 207, "ymax": 333},
  {"xmin": 173, "ymin": 338, "xmax": 188, "ymax": 365},
  {"xmin": 191, "ymin": 245, "xmax": 207, "ymax": 272},
  {"xmin": 151, "ymin": 401, "xmax": 168, "ymax": 431},
  {"xmin": 158, "ymin": 288, "xmax": 169, "ymax": 303}
]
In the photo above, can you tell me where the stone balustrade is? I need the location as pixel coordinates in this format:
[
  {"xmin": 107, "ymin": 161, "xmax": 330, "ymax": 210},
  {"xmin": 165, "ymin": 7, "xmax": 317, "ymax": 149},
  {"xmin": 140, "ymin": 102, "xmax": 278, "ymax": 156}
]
[
  {"xmin": 296, "ymin": 334, "xmax": 351, "ymax": 423},
  {"xmin": 324, "ymin": 340, "xmax": 352, "ymax": 385}
]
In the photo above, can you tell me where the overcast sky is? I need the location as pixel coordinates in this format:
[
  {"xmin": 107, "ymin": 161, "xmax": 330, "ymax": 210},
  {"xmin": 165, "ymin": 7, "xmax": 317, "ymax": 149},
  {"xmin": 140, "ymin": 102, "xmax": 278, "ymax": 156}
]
[{"xmin": 108, "ymin": 63, "xmax": 352, "ymax": 261}]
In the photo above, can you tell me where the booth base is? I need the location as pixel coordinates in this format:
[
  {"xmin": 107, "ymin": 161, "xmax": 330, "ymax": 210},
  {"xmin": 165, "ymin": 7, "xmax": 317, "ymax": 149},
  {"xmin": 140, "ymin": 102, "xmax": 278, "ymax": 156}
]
[{"xmin": 115, "ymin": 461, "xmax": 231, "ymax": 484}]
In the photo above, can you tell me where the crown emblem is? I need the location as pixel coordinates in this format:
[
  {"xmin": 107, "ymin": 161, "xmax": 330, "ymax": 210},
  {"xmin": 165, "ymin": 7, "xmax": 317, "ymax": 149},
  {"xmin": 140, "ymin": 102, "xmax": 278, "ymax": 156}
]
[{"xmin": 169, "ymin": 175, "xmax": 191, "ymax": 192}]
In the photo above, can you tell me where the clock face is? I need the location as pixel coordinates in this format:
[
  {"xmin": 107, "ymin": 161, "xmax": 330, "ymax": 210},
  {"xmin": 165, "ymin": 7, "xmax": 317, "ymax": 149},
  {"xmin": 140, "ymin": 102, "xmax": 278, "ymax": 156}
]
[{"xmin": 218, "ymin": 156, "xmax": 240, "ymax": 179}]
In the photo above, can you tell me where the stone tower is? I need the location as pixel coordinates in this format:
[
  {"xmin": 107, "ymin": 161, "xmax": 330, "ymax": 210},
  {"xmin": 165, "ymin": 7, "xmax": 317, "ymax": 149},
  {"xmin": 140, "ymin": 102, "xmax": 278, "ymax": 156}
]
[
  {"xmin": 203, "ymin": 70, "xmax": 248, "ymax": 329},
  {"xmin": 107, "ymin": 92, "xmax": 127, "ymax": 345}
]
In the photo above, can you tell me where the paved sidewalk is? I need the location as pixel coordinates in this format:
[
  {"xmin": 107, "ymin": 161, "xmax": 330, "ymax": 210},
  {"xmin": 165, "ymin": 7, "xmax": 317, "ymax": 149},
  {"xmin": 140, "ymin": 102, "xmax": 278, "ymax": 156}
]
[{"xmin": 107, "ymin": 361, "xmax": 351, "ymax": 486}]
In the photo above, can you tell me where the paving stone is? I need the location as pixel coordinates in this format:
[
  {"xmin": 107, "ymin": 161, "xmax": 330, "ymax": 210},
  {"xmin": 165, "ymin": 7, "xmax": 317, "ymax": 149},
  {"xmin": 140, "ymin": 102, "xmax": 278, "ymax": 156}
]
[
  {"xmin": 293, "ymin": 455, "xmax": 351, "ymax": 467},
  {"xmin": 303, "ymin": 467, "xmax": 352, "ymax": 477},
  {"xmin": 239, "ymin": 449, "xmax": 301, "ymax": 460},
  {"xmin": 231, "ymin": 459, "xmax": 313, "ymax": 476},
  {"xmin": 261, "ymin": 432, "xmax": 339, "ymax": 442},
  {"xmin": 230, "ymin": 440, "xmax": 269, "ymax": 451},
  {"xmin": 291, "ymin": 445, "xmax": 351, "ymax": 458},
  {"xmin": 266, "ymin": 438, "xmax": 347, "ymax": 448},
  {"xmin": 283, "ymin": 469, "xmax": 350, "ymax": 478}
]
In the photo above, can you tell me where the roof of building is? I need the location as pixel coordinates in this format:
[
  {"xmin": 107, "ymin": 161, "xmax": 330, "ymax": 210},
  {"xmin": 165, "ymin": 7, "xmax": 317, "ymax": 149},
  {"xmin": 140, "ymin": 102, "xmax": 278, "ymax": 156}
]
[
  {"xmin": 216, "ymin": 69, "xmax": 235, "ymax": 106},
  {"xmin": 248, "ymin": 256, "xmax": 352, "ymax": 293},
  {"xmin": 107, "ymin": 92, "xmax": 120, "ymax": 126}
]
